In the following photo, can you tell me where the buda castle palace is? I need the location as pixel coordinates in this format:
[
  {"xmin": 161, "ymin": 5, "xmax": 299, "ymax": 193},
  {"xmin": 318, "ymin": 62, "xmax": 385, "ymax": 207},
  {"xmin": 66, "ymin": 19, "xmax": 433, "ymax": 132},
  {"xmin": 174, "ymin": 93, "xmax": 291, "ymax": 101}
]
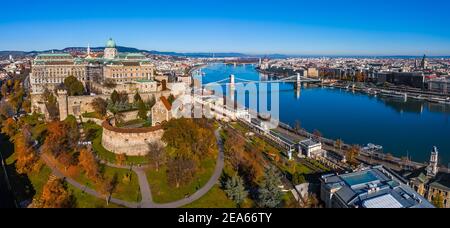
[
  {"xmin": 29, "ymin": 39, "xmax": 179, "ymax": 124},
  {"xmin": 30, "ymin": 38, "xmax": 155, "ymax": 93}
]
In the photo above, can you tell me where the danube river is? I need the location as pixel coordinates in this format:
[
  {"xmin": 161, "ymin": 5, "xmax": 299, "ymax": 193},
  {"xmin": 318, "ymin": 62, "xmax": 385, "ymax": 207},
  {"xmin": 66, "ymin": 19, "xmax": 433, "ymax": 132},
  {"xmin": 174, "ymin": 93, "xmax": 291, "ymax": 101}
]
[{"xmin": 198, "ymin": 63, "xmax": 450, "ymax": 165}]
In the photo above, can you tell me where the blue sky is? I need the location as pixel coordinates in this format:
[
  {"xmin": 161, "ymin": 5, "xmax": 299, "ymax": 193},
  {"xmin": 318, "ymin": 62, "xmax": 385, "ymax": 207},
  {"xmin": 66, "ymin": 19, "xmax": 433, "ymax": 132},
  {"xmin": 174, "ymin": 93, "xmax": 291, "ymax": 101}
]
[{"xmin": 1, "ymin": 0, "xmax": 450, "ymax": 55}]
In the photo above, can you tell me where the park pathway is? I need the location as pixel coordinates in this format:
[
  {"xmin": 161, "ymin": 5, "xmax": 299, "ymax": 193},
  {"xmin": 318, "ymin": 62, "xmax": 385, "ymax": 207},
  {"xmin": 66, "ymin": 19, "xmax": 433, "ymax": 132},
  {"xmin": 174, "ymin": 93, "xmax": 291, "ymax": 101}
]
[
  {"xmin": 149, "ymin": 128, "xmax": 225, "ymax": 208},
  {"xmin": 134, "ymin": 167, "xmax": 155, "ymax": 208},
  {"xmin": 41, "ymin": 154, "xmax": 139, "ymax": 208},
  {"xmin": 40, "ymin": 127, "xmax": 225, "ymax": 208}
]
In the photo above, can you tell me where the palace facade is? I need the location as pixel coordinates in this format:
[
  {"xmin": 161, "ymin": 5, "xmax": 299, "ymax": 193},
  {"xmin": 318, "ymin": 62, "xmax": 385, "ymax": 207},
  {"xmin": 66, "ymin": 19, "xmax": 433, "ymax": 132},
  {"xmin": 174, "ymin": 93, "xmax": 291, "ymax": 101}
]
[{"xmin": 30, "ymin": 38, "xmax": 155, "ymax": 93}]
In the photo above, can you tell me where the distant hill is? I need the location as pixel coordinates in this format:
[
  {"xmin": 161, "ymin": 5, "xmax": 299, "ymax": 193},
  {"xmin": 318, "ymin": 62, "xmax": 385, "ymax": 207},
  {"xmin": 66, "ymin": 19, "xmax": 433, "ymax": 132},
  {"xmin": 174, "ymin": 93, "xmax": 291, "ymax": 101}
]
[
  {"xmin": 0, "ymin": 46, "xmax": 289, "ymax": 59},
  {"xmin": 4, "ymin": 48, "xmax": 445, "ymax": 59}
]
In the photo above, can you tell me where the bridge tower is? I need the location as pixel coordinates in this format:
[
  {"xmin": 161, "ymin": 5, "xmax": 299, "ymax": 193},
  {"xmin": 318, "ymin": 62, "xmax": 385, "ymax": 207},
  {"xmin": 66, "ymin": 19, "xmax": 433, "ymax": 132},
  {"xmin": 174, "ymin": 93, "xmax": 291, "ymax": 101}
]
[
  {"xmin": 296, "ymin": 73, "xmax": 302, "ymax": 87},
  {"xmin": 295, "ymin": 73, "xmax": 302, "ymax": 99},
  {"xmin": 230, "ymin": 74, "xmax": 235, "ymax": 87},
  {"xmin": 229, "ymin": 74, "xmax": 236, "ymax": 102}
]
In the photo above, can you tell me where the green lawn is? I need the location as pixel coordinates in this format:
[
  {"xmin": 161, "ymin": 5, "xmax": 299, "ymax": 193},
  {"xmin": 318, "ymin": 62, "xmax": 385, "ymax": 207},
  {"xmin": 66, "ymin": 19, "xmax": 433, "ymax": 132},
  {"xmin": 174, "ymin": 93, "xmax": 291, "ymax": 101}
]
[
  {"xmin": 147, "ymin": 154, "xmax": 217, "ymax": 204},
  {"xmin": 31, "ymin": 123, "xmax": 47, "ymax": 143},
  {"xmin": 68, "ymin": 184, "xmax": 124, "ymax": 208},
  {"xmin": 27, "ymin": 165, "xmax": 52, "ymax": 198},
  {"xmin": 306, "ymin": 158, "xmax": 331, "ymax": 172},
  {"xmin": 294, "ymin": 163, "xmax": 313, "ymax": 174},
  {"xmin": 116, "ymin": 119, "xmax": 146, "ymax": 128},
  {"xmin": 82, "ymin": 112, "xmax": 103, "ymax": 120},
  {"xmin": 73, "ymin": 164, "xmax": 141, "ymax": 203},
  {"xmin": 183, "ymin": 185, "xmax": 236, "ymax": 208},
  {"xmin": 103, "ymin": 166, "xmax": 141, "ymax": 203}
]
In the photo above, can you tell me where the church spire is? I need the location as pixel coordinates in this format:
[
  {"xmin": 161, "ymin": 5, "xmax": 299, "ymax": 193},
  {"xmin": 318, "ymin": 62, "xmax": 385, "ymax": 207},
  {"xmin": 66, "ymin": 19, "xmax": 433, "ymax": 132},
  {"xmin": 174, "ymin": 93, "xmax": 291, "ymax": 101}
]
[
  {"xmin": 427, "ymin": 146, "xmax": 439, "ymax": 177},
  {"xmin": 87, "ymin": 44, "xmax": 91, "ymax": 55}
]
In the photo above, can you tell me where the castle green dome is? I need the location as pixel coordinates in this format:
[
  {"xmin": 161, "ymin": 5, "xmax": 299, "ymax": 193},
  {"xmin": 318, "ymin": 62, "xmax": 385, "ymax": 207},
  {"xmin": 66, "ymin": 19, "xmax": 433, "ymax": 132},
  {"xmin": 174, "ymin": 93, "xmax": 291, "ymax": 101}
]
[{"xmin": 106, "ymin": 38, "xmax": 116, "ymax": 48}]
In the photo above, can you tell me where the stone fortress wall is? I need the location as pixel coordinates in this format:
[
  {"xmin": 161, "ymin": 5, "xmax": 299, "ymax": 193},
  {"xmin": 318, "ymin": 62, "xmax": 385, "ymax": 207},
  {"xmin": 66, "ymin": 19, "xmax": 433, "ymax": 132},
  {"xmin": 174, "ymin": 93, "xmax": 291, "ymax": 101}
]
[
  {"xmin": 31, "ymin": 89, "xmax": 171, "ymax": 121},
  {"xmin": 101, "ymin": 120, "xmax": 164, "ymax": 156}
]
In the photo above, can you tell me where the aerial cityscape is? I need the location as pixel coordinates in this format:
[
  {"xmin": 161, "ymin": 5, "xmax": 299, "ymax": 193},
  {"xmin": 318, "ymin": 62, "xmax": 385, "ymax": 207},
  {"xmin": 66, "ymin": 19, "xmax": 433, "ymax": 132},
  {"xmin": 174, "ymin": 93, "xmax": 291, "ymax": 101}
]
[{"xmin": 1, "ymin": 0, "xmax": 450, "ymax": 213}]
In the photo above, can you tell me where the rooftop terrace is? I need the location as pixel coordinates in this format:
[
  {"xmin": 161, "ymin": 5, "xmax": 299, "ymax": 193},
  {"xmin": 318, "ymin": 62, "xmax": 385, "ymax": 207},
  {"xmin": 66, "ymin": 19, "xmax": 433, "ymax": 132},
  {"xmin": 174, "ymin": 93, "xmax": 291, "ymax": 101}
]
[{"xmin": 321, "ymin": 166, "xmax": 434, "ymax": 208}]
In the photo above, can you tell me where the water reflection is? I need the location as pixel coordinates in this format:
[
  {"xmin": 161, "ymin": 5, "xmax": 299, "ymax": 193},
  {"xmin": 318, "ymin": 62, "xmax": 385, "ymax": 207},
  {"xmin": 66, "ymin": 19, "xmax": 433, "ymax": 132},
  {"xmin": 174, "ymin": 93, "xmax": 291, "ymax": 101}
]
[{"xmin": 198, "ymin": 63, "xmax": 450, "ymax": 164}]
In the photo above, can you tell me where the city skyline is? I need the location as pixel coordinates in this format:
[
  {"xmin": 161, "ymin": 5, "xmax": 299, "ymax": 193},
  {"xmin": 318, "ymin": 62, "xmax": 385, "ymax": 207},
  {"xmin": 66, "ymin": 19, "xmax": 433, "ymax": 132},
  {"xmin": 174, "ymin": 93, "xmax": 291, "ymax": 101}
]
[{"xmin": 1, "ymin": 0, "xmax": 450, "ymax": 55}]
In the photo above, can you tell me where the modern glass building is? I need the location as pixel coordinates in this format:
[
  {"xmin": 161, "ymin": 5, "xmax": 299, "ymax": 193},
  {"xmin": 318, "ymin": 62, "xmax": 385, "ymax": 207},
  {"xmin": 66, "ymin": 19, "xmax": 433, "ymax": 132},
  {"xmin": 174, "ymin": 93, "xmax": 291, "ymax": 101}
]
[{"xmin": 320, "ymin": 165, "xmax": 434, "ymax": 208}]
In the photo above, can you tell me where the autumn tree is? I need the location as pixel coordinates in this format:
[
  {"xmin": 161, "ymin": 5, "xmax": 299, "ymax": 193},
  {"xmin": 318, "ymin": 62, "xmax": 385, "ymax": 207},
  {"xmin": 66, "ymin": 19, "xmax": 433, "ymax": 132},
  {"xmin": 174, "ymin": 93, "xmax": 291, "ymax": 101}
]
[
  {"xmin": 335, "ymin": 139, "xmax": 344, "ymax": 150},
  {"xmin": 313, "ymin": 129, "xmax": 322, "ymax": 141},
  {"xmin": 167, "ymin": 156, "xmax": 196, "ymax": 188},
  {"xmin": 1, "ymin": 118, "xmax": 17, "ymax": 138},
  {"xmin": 224, "ymin": 129, "xmax": 246, "ymax": 171},
  {"xmin": 14, "ymin": 127, "xmax": 39, "ymax": 174},
  {"xmin": 224, "ymin": 174, "xmax": 248, "ymax": 207},
  {"xmin": 38, "ymin": 178, "xmax": 74, "ymax": 208},
  {"xmin": 1, "ymin": 83, "xmax": 8, "ymax": 98},
  {"xmin": 64, "ymin": 75, "xmax": 85, "ymax": 96},
  {"xmin": 64, "ymin": 115, "xmax": 80, "ymax": 141},
  {"xmin": 162, "ymin": 118, "xmax": 216, "ymax": 159},
  {"xmin": 91, "ymin": 97, "xmax": 108, "ymax": 117},
  {"xmin": 258, "ymin": 166, "xmax": 284, "ymax": 208},
  {"xmin": 147, "ymin": 141, "xmax": 166, "ymax": 171},
  {"xmin": 42, "ymin": 121, "xmax": 76, "ymax": 157},
  {"xmin": 0, "ymin": 101, "xmax": 14, "ymax": 120},
  {"xmin": 100, "ymin": 173, "xmax": 118, "ymax": 199},
  {"xmin": 346, "ymin": 145, "xmax": 360, "ymax": 165},
  {"xmin": 21, "ymin": 97, "xmax": 32, "ymax": 113},
  {"xmin": 223, "ymin": 128, "xmax": 265, "ymax": 184},
  {"xmin": 8, "ymin": 81, "xmax": 25, "ymax": 112},
  {"xmin": 78, "ymin": 148, "xmax": 101, "ymax": 182}
]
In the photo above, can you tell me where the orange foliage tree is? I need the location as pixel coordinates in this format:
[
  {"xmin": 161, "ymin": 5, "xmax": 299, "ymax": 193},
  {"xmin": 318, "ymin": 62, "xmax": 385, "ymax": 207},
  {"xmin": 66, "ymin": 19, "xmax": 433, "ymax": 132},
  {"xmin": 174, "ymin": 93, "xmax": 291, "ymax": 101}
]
[
  {"xmin": 14, "ymin": 130, "xmax": 39, "ymax": 174},
  {"xmin": 42, "ymin": 120, "xmax": 79, "ymax": 157},
  {"xmin": 38, "ymin": 178, "xmax": 74, "ymax": 208},
  {"xmin": 78, "ymin": 148, "xmax": 101, "ymax": 182},
  {"xmin": 1, "ymin": 118, "xmax": 17, "ymax": 138}
]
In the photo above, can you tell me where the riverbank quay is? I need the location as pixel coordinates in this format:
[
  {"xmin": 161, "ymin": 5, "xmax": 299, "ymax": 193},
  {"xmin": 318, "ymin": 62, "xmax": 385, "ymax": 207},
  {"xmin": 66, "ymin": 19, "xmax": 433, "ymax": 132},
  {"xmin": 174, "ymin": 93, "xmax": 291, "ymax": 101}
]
[
  {"xmin": 236, "ymin": 113, "xmax": 450, "ymax": 175},
  {"xmin": 198, "ymin": 63, "xmax": 450, "ymax": 173},
  {"xmin": 323, "ymin": 82, "xmax": 450, "ymax": 104},
  {"xmin": 275, "ymin": 121, "xmax": 450, "ymax": 174},
  {"xmin": 188, "ymin": 63, "xmax": 208, "ymax": 75}
]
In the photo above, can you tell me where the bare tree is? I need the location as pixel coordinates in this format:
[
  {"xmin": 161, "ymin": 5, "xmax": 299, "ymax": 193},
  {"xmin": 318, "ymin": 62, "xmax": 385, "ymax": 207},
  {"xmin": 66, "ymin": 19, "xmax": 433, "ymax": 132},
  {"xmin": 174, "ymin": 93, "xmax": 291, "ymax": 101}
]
[{"xmin": 147, "ymin": 141, "xmax": 166, "ymax": 171}]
